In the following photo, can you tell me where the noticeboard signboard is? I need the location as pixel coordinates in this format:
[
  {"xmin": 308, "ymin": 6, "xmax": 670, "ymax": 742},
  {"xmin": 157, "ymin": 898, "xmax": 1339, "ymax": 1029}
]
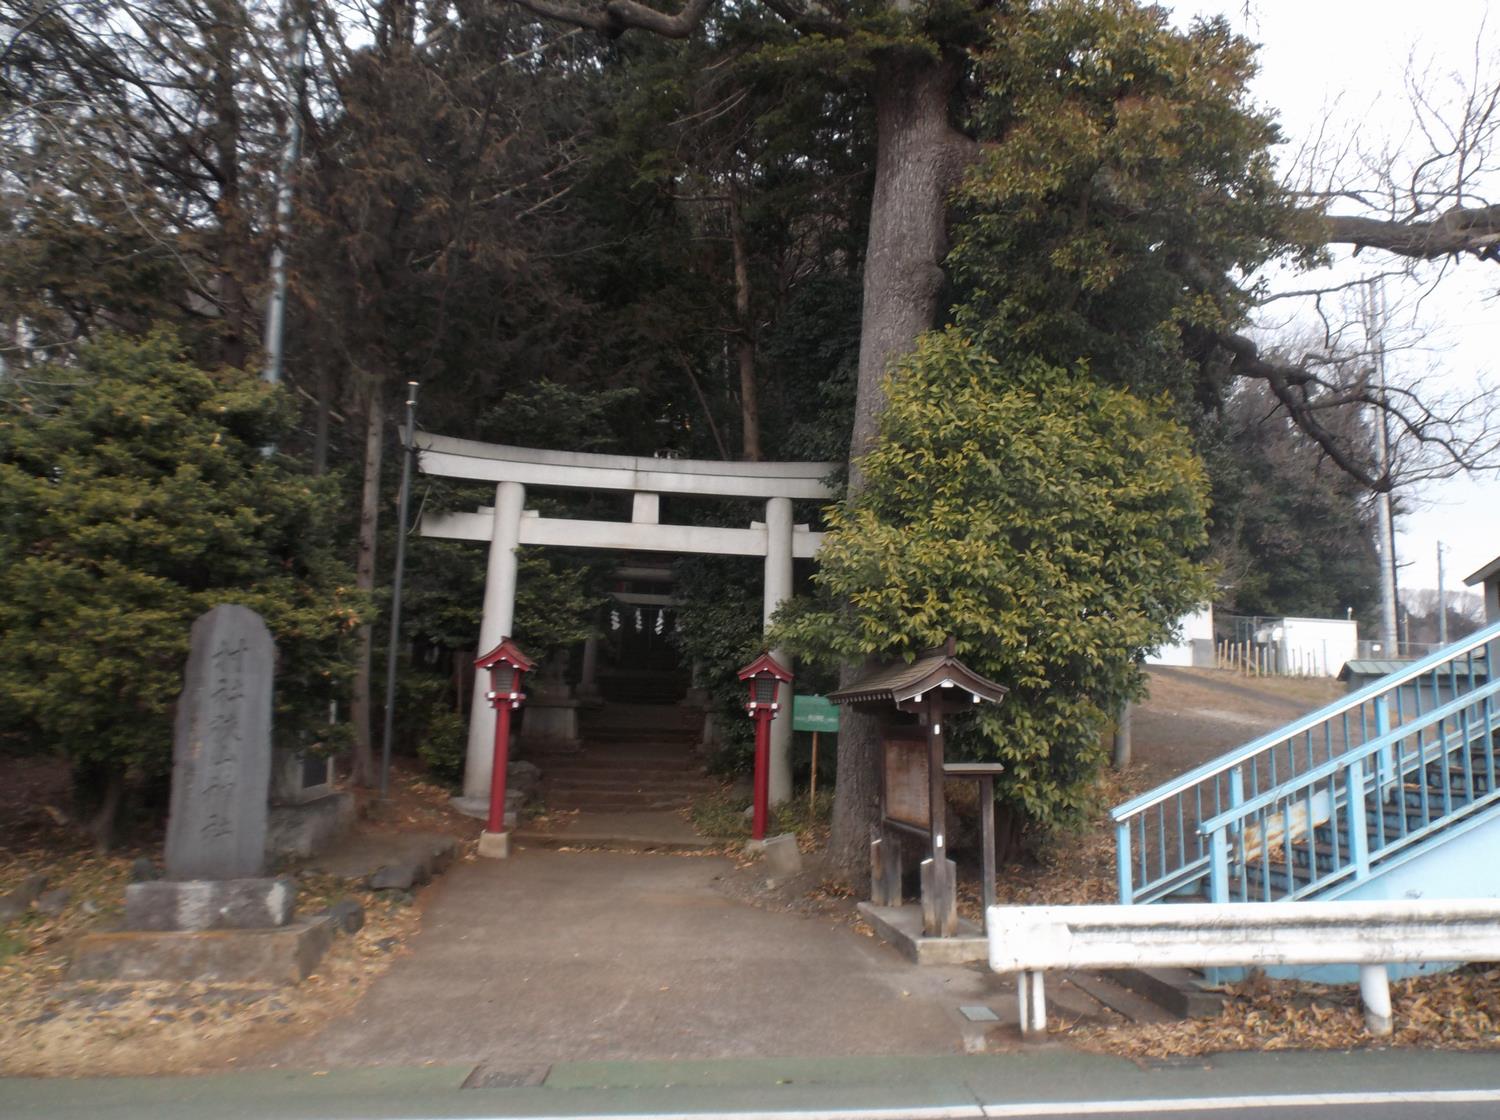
[
  {"xmin": 882, "ymin": 731, "xmax": 930, "ymax": 831},
  {"xmin": 792, "ymin": 694, "xmax": 840, "ymax": 733}
]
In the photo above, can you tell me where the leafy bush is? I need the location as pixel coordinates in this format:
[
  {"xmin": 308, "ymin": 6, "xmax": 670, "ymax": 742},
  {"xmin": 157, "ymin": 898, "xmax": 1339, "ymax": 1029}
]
[
  {"xmin": 416, "ymin": 710, "xmax": 469, "ymax": 787},
  {"xmin": 777, "ymin": 330, "xmax": 1211, "ymax": 847}
]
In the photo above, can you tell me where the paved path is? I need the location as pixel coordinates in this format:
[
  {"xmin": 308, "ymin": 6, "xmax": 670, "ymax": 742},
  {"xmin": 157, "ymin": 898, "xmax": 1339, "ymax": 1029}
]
[{"xmin": 259, "ymin": 848, "xmax": 997, "ymax": 1069}]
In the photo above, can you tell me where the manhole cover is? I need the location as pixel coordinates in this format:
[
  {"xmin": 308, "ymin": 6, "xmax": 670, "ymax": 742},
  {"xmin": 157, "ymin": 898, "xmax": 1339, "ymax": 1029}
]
[{"xmin": 462, "ymin": 1063, "xmax": 551, "ymax": 1089}]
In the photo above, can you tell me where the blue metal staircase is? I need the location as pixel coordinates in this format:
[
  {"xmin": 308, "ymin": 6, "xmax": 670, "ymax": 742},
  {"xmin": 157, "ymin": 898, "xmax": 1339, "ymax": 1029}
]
[{"xmin": 1112, "ymin": 620, "xmax": 1500, "ymax": 907}]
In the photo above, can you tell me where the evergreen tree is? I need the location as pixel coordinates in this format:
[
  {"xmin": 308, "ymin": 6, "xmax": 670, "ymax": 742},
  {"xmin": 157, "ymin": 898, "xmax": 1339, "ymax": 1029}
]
[{"xmin": 0, "ymin": 330, "xmax": 362, "ymax": 846}]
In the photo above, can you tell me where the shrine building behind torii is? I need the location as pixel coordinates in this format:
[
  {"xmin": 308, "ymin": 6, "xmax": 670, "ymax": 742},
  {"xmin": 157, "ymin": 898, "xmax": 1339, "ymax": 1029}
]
[{"xmin": 414, "ymin": 434, "xmax": 839, "ymax": 807}]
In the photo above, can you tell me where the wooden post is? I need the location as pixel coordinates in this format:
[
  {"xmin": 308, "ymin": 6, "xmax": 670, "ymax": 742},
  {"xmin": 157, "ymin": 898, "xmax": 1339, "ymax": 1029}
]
[
  {"xmin": 920, "ymin": 857, "xmax": 958, "ymax": 937},
  {"xmin": 870, "ymin": 828, "xmax": 903, "ymax": 906},
  {"xmin": 809, "ymin": 730, "xmax": 818, "ymax": 812},
  {"xmin": 979, "ymin": 772, "xmax": 997, "ymax": 926},
  {"xmin": 923, "ymin": 695, "xmax": 956, "ymax": 937}
]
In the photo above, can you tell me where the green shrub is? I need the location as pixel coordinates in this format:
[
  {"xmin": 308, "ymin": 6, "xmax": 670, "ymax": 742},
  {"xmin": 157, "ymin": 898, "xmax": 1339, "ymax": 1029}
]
[{"xmin": 777, "ymin": 330, "xmax": 1211, "ymax": 846}]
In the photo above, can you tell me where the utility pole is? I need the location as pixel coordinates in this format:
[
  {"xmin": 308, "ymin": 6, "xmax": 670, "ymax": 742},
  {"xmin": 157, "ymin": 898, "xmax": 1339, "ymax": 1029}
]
[
  {"xmin": 1437, "ymin": 542, "xmax": 1449, "ymax": 646},
  {"xmin": 262, "ymin": 1, "xmax": 309, "ymax": 387},
  {"xmin": 1364, "ymin": 279, "xmax": 1400, "ymax": 655}
]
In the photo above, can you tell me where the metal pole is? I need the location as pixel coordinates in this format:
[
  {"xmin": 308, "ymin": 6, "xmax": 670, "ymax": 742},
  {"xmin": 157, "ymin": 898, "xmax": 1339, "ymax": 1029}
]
[{"xmin": 379, "ymin": 381, "xmax": 418, "ymax": 800}]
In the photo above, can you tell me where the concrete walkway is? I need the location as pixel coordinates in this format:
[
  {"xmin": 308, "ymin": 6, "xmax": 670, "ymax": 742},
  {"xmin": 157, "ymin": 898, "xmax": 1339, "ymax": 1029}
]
[{"xmin": 258, "ymin": 848, "xmax": 1001, "ymax": 1070}]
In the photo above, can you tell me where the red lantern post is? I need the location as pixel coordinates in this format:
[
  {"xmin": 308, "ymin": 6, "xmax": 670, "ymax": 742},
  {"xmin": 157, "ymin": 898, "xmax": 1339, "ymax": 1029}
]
[
  {"xmin": 475, "ymin": 638, "xmax": 535, "ymax": 859},
  {"xmin": 736, "ymin": 653, "xmax": 793, "ymax": 841}
]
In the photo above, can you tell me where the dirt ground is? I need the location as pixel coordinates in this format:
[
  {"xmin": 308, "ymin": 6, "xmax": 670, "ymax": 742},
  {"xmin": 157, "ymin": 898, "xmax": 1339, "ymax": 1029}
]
[
  {"xmin": 0, "ymin": 760, "xmax": 475, "ymax": 1077},
  {"xmin": 1129, "ymin": 666, "xmax": 1345, "ymax": 789}
]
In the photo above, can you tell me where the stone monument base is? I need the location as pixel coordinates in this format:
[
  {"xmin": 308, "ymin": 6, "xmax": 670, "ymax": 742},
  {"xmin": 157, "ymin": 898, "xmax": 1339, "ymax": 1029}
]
[
  {"xmin": 266, "ymin": 790, "xmax": 356, "ymax": 859},
  {"xmin": 70, "ymin": 915, "xmax": 336, "ymax": 984},
  {"xmin": 476, "ymin": 830, "xmax": 511, "ymax": 859},
  {"xmin": 125, "ymin": 877, "xmax": 295, "ymax": 931}
]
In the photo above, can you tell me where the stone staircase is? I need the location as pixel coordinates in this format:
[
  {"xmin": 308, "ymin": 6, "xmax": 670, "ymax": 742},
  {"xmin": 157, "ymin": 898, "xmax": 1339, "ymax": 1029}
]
[{"xmin": 530, "ymin": 702, "xmax": 718, "ymax": 813}]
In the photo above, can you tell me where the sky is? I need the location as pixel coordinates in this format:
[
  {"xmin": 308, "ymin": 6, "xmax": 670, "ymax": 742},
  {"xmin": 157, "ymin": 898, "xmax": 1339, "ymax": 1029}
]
[{"xmin": 1164, "ymin": 0, "xmax": 1499, "ymax": 600}]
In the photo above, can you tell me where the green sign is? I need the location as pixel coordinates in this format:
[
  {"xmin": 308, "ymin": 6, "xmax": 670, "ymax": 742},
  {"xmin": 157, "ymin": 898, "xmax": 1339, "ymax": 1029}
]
[{"xmin": 793, "ymin": 694, "xmax": 840, "ymax": 733}]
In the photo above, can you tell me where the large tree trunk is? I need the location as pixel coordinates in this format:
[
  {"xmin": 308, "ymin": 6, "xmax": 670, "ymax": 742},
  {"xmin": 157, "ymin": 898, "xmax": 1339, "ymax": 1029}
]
[
  {"xmin": 350, "ymin": 386, "xmax": 386, "ymax": 785},
  {"xmin": 207, "ymin": 1, "xmax": 250, "ymax": 369},
  {"xmin": 729, "ymin": 185, "xmax": 762, "ymax": 461},
  {"xmin": 828, "ymin": 50, "xmax": 973, "ymax": 887}
]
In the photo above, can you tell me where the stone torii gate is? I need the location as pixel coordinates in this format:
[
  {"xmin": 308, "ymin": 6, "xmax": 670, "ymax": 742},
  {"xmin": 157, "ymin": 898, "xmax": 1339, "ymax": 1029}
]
[{"xmin": 414, "ymin": 434, "xmax": 838, "ymax": 809}]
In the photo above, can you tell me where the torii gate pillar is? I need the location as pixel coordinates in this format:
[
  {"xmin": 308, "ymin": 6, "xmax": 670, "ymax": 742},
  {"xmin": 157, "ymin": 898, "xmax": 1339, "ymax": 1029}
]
[
  {"xmin": 763, "ymin": 497, "xmax": 794, "ymax": 805},
  {"xmin": 464, "ymin": 481, "xmax": 525, "ymax": 802}
]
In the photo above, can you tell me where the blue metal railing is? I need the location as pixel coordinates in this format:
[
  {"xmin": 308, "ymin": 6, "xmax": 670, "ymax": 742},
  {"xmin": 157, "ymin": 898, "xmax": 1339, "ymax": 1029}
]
[{"xmin": 1112, "ymin": 620, "xmax": 1500, "ymax": 905}]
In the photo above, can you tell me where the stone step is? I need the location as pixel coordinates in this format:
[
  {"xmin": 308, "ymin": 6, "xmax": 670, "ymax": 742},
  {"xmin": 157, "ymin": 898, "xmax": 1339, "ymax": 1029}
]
[
  {"xmin": 1098, "ymin": 966, "xmax": 1227, "ymax": 1020},
  {"xmin": 1063, "ymin": 970, "xmax": 1179, "ymax": 1025},
  {"xmin": 578, "ymin": 731, "xmax": 701, "ymax": 746},
  {"xmin": 546, "ymin": 777, "xmax": 720, "ymax": 794},
  {"xmin": 543, "ymin": 785, "xmax": 699, "ymax": 803},
  {"xmin": 549, "ymin": 755, "xmax": 703, "ymax": 772}
]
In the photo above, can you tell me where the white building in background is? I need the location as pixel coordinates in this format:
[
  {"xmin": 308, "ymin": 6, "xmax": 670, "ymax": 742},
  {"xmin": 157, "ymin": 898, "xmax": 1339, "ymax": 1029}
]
[
  {"xmin": 1261, "ymin": 617, "xmax": 1359, "ymax": 677},
  {"xmin": 1466, "ymin": 553, "xmax": 1500, "ymax": 624},
  {"xmin": 1147, "ymin": 606, "xmax": 1214, "ymax": 668}
]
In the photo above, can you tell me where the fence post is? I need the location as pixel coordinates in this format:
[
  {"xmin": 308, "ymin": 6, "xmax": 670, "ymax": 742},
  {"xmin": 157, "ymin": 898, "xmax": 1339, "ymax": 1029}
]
[
  {"xmin": 1115, "ymin": 820, "xmax": 1134, "ymax": 904},
  {"xmin": 1374, "ymin": 695, "xmax": 1394, "ymax": 798},
  {"xmin": 1360, "ymin": 964, "xmax": 1392, "ymax": 1036},
  {"xmin": 1209, "ymin": 826, "xmax": 1231, "ymax": 903},
  {"xmin": 1346, "ymin": 756, "xmax": 1371, "ymax": 879}
]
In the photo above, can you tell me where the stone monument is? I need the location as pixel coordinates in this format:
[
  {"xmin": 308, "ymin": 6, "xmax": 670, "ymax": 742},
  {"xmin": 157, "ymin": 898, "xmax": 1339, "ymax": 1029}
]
[
  {"xmin": 166, "ymin": 604, "xmax": 275, "ymax": 879},
  {"xmin": 71, "ymin": 605, "xmax": 336, "ymax": 984}
]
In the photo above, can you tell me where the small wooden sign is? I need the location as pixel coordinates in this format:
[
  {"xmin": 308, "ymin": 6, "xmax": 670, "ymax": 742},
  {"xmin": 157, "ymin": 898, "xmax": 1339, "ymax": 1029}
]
[
  {"xmin": 883, "ymin": 731, "xmax": 930, "ymax": 831},
  {"xmin": 792, "ymin": 694, "xmax": 840, "ymax": 733}
]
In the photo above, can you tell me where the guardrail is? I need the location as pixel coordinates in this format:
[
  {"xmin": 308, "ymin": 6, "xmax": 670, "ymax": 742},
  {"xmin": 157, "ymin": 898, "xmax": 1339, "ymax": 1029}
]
[
  {"xmin": 1112, "ymin": 620, "xmax": 1500, "ymax": 905},
  {"xmin": 987, "ymin": 899, "xmax": 1500, "ymax": 1037}
]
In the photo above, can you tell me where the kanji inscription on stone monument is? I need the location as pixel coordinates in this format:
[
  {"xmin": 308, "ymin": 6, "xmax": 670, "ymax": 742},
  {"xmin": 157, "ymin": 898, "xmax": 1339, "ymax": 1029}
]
[{"xmin": 165, "ymin": 605, "xmax": 275, "ymax": 880}]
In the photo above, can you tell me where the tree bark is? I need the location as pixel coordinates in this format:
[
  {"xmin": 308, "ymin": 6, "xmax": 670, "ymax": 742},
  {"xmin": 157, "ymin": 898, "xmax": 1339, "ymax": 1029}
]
[
  {"xmin": 1320, "ymin": 205, "xmax": 1500, "ymax": 262},
  {"xmin": 207, "ymin": 0, "xmax": 250, "ymax": 369},
  {"xmin": 729, "ymin": 185, "xmax": 762, "ymax": 461},
  {"xmin": 845, "ymin": 51, "xmax": 972, "ymax": 487},
  {"xmin": 828, "ymin": 50, "xmax": 973, "ymax": 887},
  {"xmin": 313, "ymin": 366, "xmax": 332, "ymax": 476},
  {"xmin": 350, "ymin": 386, "xmax": 385, "ymax": 786}
]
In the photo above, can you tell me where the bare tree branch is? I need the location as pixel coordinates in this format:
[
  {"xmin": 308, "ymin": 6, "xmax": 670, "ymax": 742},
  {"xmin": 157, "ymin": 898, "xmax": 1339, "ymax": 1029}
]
[
  {"xmin": 1321, "ymin": 204, "xmax": 1500, "ymax": 261},
  {"xmin": 508, "ymin": 0, "xmax": 717, "ymax": 40}
]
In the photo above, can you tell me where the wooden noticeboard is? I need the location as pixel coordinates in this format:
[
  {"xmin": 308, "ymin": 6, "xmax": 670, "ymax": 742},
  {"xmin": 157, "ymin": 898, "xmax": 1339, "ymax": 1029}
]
[{"xmin": 882, "ymin": 730, "xmax": 930, "ymax": 832}]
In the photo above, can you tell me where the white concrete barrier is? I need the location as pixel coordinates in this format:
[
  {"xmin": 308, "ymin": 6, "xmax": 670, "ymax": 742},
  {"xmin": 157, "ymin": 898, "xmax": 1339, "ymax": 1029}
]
[{"xmin": 986, "ymin": 899, "xmax": 1500, "ymax": 1037}]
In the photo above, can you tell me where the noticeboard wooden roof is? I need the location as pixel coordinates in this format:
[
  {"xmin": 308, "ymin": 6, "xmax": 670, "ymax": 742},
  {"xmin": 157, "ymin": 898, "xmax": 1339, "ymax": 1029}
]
[{"xmin": 828, "ymin": 639, "xmax": 1007, "ymax": 711}]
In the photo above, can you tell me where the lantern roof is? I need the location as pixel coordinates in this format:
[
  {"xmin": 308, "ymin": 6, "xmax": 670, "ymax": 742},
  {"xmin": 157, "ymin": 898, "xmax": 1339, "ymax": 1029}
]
[
  {"xmin": 736, "ymin": 651, "xmax": 793, "ymax": 684},
  {"xmin": 828, "ymin": 637, "xmax": 1006, "ymax": 712},
  {"xmin": 475, "ymin": 637, "xmax": 536, "ymax": 674}
]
